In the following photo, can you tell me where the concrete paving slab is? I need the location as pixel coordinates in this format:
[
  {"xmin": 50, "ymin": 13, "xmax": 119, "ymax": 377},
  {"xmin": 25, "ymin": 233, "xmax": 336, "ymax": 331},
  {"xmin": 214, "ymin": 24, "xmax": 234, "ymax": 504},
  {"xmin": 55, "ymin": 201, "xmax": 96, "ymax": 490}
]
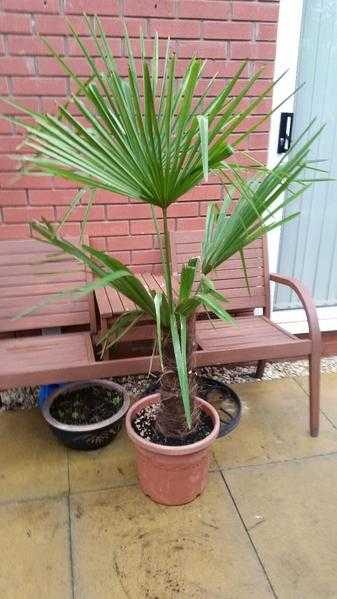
[
  {"xmin": 70, "ymin": 472, "xmax": 273, "ymax": 599},
  {"xmin": 68, "ymin": 426, "xmax": 137, "ymax": 494},
  {"xmin": 213, "ymin": 378, "xmax": 337, "ymax": 469},
  {"xmin": 0, "ymin": 409, "xmax": 68, "ymax": 503},
  {"xmin": 225, "ymin": 453, "xmax": 337, "ymax": 599},
  {"xmin": 295, "ymin": 372, "xmax": 337, "ymax": 428},
  {"xmin": 0, "ymin": 496, "xmax": 72, "ymax": 599}
]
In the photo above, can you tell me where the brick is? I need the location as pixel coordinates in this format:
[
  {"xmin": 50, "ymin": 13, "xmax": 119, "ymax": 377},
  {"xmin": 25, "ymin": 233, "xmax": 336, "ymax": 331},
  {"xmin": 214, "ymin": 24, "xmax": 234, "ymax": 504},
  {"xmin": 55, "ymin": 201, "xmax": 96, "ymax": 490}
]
[
  {"xmin": 36, "ymin": 14, "xmax": 134, "ymax": 37},
  {"xmin": 181, "ymin": 184, "xmax": 222, "ymax": 202},
  {"xmin": 0, "ymin": 121, "xmax": 13, "ymax": 134},
  {"xmin": 257, "ymin": 23, "xmax": 278, "ymax": 41},
  {"xmin": 240, "ymin": 97, "xmax": 272, "ymax": 115},
  {"xmin": 0, "ymin": 14, "xmax": 31, "ymax": 34},
  {"xmin": 67, "ymin": 17, "xmax": 147, "ymax": 40},
  {"xmin": 132, "ymin": 249, "xmax": 161, "ymax": 265},
  {"xmin": 149, "ymin": 19, "xmax": 200, "ymax": 39},
  {"xmin": 0, "ymin": 57, "xmax": 35, "ymax": 76},
  {"xmin": 130, "ymin": 218, "xmax": 174, "ymax": 235},
  {"xmin": 52, "ymin": 179, "xmax": 78, "ymax": 189},
  {"xmin": 109, "ymin": 250, "xmax": 131, "ymax": 264},
  {"xmin": 167, "ymin": 203, "xmax": 199, "ymax": 218},
  {"xmin": 0, "ymin": 36, "xmax": 5, "ymax": 55},
  {"xmin": 249, "ymin": 149, "xmax": 268, "ymax": 163},
  {"xmin": 196, "ymin": 77, "xmax": 232, "ymax": 97},
  {"xmin": 90, "ymin": 237, "xmax": 106, "ymax": 250},
  {"xmin": 199, "ymin": 201, "xmax": 214, "ymax": 216},
  {"xmin": 235, "ymin": 78, "xmax": 273, "ymax": 97},
  {"xmin": 67, "ymin": 37, "xmax": 122, "ymax": 57},
  {"xmin": 0, "ymin": 78, "xmax": 9, "ymax": 95},
  {"xmin": 252, "ymin": 61, "xmax": 275, "ymax": 79},
  {"xmin": 35, "ymin": 14, "xmax": 84, "ymax": 35},
  {"xmin": 40, "ymin": 97, "xmax": 66, "ymax": 114},
  {"xmin": 179, "ymin": 40, "xmax": 227, "ymax": 60},
  {"xmin": 107, "ymin": 204, "xmax": 153, "ymax": 220},
  {"xmin": 249, "ymin": 132, "xmax": 269, "ymax": 150},
  {"xmin": 29, "ymin": 189, "xmax": 76, "ymax": 205},
  {"xmin": 0, "ymin": 97, "xmax": 39, "ymax": 115},
  {"xmin": 0, "ymin": 156, "xmax": 18, "ymax": 171},
  {"xmin": 3, "ymin": 0, "xmax": 59, "ymax": 12},
  {"xmin": 178, "ymin": 1, "xmax": 230, "ymax": 20},
  {"xmin": 233, "ymin": 2, "xmax": 279, "ymax": 22},
  {"xmin": 55, "ymin": 205, "xmax": 105, "ymax": 221},
  {"xmin": 176, "ymin": 217, "xmax": 205, "ymax": 230},
  {"xmin": 0, "ymin": 135, "xmax": 24, "ymax": 153},
  {"xmin": 12, "ymin": 77, "xmax": 67, "ymax": 96},
  {"xmin": 37, "ymin": 57, "xmax": 91, "ymax": 77},
  {"xmin": 85, "ymin": 221, "xmax": 129, "ymax": 236},
  {"xmin": 195, "ymin": 59, "xmax": 249, "ymax": 79},
  {"xmin": 0, "ymin": 173, "xmax": 54, "ymax": 189},
  {"xmin": 0, "ymin": 191, "xmax": 27, "ymax": 207},
  {"xmin": 124, "ymin": 0, "xmax": 175, "ymax": 18},
  {"xmin": 8, "ymin": 35, "xmax": 64, "ymax": 56},
  {"xmin": 94, "ymin": 190, "xmax": 126, "ymax": 204},
  {"xmin": 204, "ymin": 21, "xmax": 252, "ymax": 40},
  {"xmin": 228, "ymin": 132, "xmax": 249, "ymax": 150},
  {"xmin": 53, "ymin": 222, "xmax": 80, "ymax": 236},
  {"xmin": 123, "ymin": 37, "xmax": 174, "ymax": 58},
  {"xmin": 230, "ymin": 41, "xmax": 276, "ymax": 60},
  {"xmin": 236, "ymin": 115, "xmax": 269, "ymax": 133},
  {"xmin": 3, "ymin": 206, "xmax": 54, "ymax": 223},
  {"xmin": 107, "ymin": 235, "xmax": 153, "ymax": 251},
  {"xmin": 64, "ymin": 0, "xmax": 119, "ymax": 14},
  {"xmin": 0, "ymin": 224, "xmax": 30, "ymax": 239}
]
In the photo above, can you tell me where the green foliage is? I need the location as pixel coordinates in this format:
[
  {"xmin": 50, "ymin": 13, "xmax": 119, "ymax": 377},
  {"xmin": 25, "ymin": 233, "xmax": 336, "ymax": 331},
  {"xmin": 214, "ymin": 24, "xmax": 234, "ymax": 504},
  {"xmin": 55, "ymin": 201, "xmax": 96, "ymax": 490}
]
[{"xmin": 4, "ymin": 16, "xmax": 325, "ymax": 428}]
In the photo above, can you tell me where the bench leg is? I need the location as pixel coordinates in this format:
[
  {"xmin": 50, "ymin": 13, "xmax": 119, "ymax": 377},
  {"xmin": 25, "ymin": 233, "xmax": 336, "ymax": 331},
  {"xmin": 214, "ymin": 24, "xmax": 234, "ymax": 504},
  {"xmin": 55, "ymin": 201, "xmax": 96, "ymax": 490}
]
[
  {"xmin": 309, "ymin": 352, "xmax": 320, "ymax": 437},
  {"xmin": 255, "ymin": 360, "xmax": 266, "ymax": 379}
]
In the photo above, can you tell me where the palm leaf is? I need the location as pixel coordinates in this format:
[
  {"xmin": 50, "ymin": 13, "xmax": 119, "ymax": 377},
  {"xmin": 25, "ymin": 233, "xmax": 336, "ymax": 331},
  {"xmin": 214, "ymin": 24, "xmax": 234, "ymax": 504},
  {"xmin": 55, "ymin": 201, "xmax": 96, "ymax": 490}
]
[{"xmin": 2, "ymin": 16, "xmax": 325, "ymax": 430}]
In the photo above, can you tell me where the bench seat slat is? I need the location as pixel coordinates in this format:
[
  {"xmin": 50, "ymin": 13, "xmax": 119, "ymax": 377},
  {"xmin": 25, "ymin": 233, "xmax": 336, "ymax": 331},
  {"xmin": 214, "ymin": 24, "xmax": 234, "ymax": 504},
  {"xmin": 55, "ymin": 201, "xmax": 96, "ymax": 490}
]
[
  {"xmin": 0, "ymin": 332, "xmax": 94, "ymax": 389},
  {"xmin": 196, "ymin": 317, "xmax": 311, "ymax": 362},
  {"xmin": 0, "ymin": 238, "xmax": 92, "ymax": 334}
]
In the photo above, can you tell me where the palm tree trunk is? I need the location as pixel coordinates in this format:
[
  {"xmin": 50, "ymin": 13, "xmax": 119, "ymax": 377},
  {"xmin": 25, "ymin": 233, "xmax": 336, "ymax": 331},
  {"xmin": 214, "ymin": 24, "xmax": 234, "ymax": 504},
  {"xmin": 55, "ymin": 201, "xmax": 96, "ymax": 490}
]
[{"xmin": 156, "ymin": 315, "xmax": 200, "ymax": 439}]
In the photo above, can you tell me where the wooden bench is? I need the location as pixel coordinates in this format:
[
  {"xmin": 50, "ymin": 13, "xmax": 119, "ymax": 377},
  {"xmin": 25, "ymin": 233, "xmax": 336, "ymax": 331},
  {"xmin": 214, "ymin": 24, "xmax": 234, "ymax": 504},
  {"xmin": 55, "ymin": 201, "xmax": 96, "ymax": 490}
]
[
  {"xmin": 0, "ymin": 238, "xmax": 96, "ymax": 390},
  {"xmin": 171, "ymin": 230, "xmax": 321, "ymax": 437},
  {"xmin": 0, "ymin": 234, "xmax": 320, "ymax": 437},
  {"xmin": 96, "ymin": 273, "xmax": 179, "ymax": 355}
]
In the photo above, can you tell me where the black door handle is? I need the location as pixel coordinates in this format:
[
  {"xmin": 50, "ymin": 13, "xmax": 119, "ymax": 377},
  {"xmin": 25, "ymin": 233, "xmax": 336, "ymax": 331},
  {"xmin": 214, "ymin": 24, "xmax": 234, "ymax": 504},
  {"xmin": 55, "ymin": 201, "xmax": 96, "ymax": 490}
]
[{"xmin": 277, "ymin": 112, "xmax": 294, "ymax": 153}]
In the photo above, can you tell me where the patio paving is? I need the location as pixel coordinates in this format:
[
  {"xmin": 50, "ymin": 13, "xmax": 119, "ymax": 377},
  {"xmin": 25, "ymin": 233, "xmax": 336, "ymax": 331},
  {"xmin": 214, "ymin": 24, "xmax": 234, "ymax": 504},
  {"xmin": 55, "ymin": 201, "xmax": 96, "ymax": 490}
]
[{"xmin": 1, "ymin": 373, "xmax": 337, "ymax": 598}]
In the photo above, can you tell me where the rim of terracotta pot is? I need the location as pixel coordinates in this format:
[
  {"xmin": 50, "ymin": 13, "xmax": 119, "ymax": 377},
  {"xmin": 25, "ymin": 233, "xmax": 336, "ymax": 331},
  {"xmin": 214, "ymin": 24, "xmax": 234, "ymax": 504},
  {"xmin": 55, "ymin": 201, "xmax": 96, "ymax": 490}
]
[
  {"xmin": 42, "ymin": 379, "xmax": 130, "ymax": 433},
  {"xmin": 126, "ymin": 393, "xmax": 220, "ymax": 456}
]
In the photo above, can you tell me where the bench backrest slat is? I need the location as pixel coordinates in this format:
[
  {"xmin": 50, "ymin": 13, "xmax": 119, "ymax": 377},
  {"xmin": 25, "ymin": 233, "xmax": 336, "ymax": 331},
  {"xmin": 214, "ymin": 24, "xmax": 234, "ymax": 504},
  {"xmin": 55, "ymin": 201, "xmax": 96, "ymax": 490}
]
[
  {"xmin": 170, "ymin": 229, "xmax": 269, "ymax": 312},
  {"xmin": 0, "ymin": 238, "xmax": 95, "ymax": 333}
]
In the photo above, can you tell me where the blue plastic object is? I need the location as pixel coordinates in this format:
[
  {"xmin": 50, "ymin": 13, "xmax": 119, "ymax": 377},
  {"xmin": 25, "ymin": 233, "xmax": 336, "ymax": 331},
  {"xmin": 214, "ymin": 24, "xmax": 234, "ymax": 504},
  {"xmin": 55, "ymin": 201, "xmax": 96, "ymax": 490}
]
[{"xmin": 38, "ymin": 384, "xmax": 65, "ymax": 409}]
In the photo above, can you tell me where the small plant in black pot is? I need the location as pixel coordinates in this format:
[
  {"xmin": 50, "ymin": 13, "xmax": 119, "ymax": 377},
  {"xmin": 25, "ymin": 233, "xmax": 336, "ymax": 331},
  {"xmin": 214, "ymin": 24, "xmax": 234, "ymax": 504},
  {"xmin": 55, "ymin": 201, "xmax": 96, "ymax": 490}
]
[{"xmin": 42, "ymin": 380, "xmax": 130, "ymax": 450}]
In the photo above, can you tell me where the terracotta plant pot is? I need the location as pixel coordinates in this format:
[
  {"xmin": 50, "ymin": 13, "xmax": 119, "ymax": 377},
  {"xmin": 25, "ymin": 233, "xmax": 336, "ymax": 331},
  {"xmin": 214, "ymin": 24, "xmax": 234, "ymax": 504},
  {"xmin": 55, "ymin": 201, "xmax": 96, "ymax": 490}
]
[{"xmin": 126, "ymin": 393, "xmax": 220, "ymax": 506}]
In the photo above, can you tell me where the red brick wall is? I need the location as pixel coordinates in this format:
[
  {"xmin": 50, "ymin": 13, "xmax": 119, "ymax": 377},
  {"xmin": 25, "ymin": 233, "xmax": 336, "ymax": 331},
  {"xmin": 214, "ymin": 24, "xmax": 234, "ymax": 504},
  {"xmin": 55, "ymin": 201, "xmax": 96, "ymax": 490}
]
[{"xmin": 0, "ymin": 0, "xmax": 279, "ymax": 271}]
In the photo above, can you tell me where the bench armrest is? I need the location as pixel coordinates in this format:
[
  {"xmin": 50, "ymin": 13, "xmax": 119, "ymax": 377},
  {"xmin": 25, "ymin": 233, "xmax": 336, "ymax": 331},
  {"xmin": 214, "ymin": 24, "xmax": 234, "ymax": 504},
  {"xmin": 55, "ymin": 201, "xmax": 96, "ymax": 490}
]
[{"xmin": 269, "ymin": 273, "xmax": 321, "ymax": 346}]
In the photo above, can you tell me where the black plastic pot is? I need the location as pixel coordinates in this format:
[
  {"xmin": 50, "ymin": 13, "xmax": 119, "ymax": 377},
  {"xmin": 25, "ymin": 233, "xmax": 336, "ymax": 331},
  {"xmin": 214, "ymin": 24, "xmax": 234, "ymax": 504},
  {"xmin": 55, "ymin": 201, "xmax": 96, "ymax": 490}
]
[{"xmin": 42, "ymin": 379, "xmax": 130, "ymax": 450}]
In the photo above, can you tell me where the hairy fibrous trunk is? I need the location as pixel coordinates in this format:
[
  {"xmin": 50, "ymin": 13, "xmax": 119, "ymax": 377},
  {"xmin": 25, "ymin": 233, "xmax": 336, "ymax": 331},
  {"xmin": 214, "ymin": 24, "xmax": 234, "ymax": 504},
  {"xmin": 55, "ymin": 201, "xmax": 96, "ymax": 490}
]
[{"xmin": 156, "ymin": 316, "xmax": 200, "ymax": 439}]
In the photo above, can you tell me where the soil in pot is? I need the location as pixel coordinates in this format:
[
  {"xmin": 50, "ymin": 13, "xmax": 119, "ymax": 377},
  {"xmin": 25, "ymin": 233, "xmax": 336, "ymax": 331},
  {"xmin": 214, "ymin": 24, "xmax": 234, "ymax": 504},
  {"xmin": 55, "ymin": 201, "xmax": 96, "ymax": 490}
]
[
  {"xmin": 50, "ymin": 385, "xmax": 123, "ymax": 426},
  {"xmin": 133, "ymin": 402, "xmax": 213, "ymax": 446}
]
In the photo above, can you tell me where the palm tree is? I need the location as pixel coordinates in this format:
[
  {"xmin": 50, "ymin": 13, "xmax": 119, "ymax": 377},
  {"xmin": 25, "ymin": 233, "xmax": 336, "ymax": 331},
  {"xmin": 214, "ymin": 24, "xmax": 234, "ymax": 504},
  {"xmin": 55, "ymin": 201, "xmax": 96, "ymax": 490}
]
[{"xmin": 6, "ymin": 16, "xmax": 324, "ymax": 439}]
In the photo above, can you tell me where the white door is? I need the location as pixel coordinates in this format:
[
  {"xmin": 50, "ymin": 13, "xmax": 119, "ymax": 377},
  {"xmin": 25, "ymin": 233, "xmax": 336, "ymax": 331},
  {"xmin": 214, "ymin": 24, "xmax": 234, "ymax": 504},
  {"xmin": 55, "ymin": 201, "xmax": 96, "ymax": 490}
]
[{"xmin": 268, "ymin": 0, "xmax": 337, "ymax": 333}]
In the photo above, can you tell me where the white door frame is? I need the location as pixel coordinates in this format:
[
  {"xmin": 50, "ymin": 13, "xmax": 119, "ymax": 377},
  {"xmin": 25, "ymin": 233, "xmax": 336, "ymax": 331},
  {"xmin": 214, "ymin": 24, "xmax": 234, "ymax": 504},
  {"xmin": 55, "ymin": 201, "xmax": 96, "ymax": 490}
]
[{"xmin": 267, "ymin": 0, "xmax": 337, "ymax": 333}]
